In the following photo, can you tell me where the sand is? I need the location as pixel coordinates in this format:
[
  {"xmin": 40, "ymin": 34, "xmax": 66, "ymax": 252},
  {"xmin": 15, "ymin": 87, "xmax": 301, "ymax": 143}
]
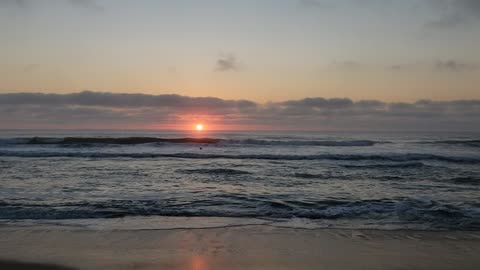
[{"xmin": 1, "ymin": 225, "xmax": 479, "ymax": 270}]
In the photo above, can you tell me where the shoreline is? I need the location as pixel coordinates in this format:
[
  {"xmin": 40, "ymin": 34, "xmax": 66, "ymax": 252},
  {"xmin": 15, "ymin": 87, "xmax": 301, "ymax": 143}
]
[
  {"xmin": 1, "ymin": 216, "xmax": 474, "ymax": 232},
  {"xmin": 1, "ymin": 224, "xmax": 479, "ymax": 270}
]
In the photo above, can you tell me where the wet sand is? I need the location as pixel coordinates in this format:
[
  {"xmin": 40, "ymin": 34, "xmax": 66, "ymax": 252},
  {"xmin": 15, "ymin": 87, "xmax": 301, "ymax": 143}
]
[
  {"xmin": 0, "ymin": 260, "xmax": 76, "ymax": 270},
  {"xmin": 1, "ymin": 225, "xmax": 479, "ymax": 270}
]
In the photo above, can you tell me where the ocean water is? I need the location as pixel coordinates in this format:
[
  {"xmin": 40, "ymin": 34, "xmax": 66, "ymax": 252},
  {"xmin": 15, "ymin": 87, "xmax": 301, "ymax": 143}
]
[{"xmin": 0, "ymin": 130, "xmax": 479, "ymax": 231}]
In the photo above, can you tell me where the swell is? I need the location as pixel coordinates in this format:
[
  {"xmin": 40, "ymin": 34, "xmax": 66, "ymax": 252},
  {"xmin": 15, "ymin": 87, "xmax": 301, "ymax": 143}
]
[
  {"xmin": 178, "ymin": 168, "xmax": 252, "ymax": 175},
  {"xmin": 343, "ymin": 162, "xmax": 427, "ymax": 169},
  {"xmin": 2, "ymin": 137, "xmax": 480, "ymax": 147},
  {"xmin": 221, "ymin": 139, "xmax": 384, "ymax": 147},
  {"xmin": 419, "ymin": 140, "xmax": 480, "ymax": 147},
  {"xmin": 449, "ymin": 177, "xmax": 480, "ymax": 186},
  {"xmin": 27, "ymin": 137, "xmax": 221, "ymax": 145},
  {"xmin": 1, "ymin": 151, "xmax": 479, "ymax": 164},
  {"xmin": 0, "ymin": 137, "xmax": 384, "ymax": 147}
]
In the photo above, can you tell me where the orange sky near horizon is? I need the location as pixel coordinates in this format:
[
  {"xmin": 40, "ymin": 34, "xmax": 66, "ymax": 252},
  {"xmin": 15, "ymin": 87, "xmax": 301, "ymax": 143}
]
[{"xmin": 1, "ymin": 1, "xmax": 480, "ymax": 103}]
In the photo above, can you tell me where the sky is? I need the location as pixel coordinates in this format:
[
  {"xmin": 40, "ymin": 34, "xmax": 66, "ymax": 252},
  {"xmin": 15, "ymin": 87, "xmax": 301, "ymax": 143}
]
[{"xmin": 1, "ymin": 0, "xmax": 479, "ymax": 130}]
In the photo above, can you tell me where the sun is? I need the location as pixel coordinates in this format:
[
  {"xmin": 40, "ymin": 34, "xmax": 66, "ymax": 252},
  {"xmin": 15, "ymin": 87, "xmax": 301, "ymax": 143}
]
[{"xmin": 196, "ymin": 124, "xmax": 204, "ymax": 131}]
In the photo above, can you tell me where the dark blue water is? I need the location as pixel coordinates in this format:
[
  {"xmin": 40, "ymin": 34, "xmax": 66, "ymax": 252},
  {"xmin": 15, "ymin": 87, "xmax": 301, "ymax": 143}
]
[{"xmin": 0, "ymin": 130, "xmax": 479, "ymax": 230}]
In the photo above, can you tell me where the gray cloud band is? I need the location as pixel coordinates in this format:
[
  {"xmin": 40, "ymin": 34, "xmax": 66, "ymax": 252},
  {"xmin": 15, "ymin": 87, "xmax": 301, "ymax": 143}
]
[{"xmin": 1, "ymin": 92, "xmax": 479, "ymax": 131}]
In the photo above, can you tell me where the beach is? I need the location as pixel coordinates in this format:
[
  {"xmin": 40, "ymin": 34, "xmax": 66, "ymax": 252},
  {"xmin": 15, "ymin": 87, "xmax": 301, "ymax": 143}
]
[
  {"xmin": 3, "ymin": 0, "xmax": 480, "ymax": 268},
  {"xmin": 1, "ymin": 223, "xmax": 479, "ymax": 270},
  {"xmin": 1, "ymin": 131, "xmax": 479, "ymax": 269}
]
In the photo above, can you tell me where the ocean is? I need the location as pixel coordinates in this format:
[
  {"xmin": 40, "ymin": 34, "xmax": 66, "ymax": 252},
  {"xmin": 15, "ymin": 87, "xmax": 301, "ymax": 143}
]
[{"xmin": 0, "ymin": 130, "xmax": 479, "ymax": 231}]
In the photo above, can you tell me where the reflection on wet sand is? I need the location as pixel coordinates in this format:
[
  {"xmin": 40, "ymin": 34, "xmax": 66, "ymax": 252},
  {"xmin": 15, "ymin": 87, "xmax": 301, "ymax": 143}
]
[
  {"xmin": 191, "ymin": 255, "xmax": 208, "ymax": 270},
  {"xmin": 1, "ymin": 227, "xmax": 479, "ymax": 270},
  {"xmin": 0, "ymin": 260, "xmax": 77, "ymax": 270}
]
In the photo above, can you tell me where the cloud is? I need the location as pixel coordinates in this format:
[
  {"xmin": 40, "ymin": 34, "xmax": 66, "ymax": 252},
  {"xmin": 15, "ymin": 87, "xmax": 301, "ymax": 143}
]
[
  {"xmin": 13, "ymin": 0, "xmax": 26, "ymax": 7},
  {"xmin": 0, "ymin": 91, "xmax": 256, "ymax": 111},
  {"xmin": 215, "ymin": 54, "xmax": 241, "ymax": 72},
  {"xmin": 434, "ymin": 60, "xmax": 478, "ymax": 72},
  {"xmin": 428, "ymin": 0, "xmax": 480, "ymax": 28},
  {"xmin": 0, "ymin": 91, "xmax": 479, "ymax": 131},
  {"xmin": 21, "ymin": 64, "xmax": 40, "ymax": 73},
  {"xmin": 389, "ymin": 64, "xmax": 412, "ymax": 71},
  {"xmin": 296, "ymin": 0, "xmax": 480, "ymax": 29},
  {"xmin": 298, "ymin": 0, "xmax": 335, "ymax": 9},
  {"xmin": 0, "ymin": 0, "xmax": 27, "ymax": 8},
  {"xmin": 69, "ymin": 0, "xmax": 104, "ymax": 12},
  {"xmin": 328, "ymin": 61, "xmax": 362, "ymax": 71},
  {"xmin": 2, "ymin": 0, "xmax": 104, "ymax": 12},
  {"xmin": 386, "ymin": 60, "xmax": 478, "ymax": 72}
]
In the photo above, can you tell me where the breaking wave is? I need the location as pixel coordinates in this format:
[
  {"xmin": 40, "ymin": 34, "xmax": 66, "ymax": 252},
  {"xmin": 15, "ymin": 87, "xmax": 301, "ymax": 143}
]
[{"xmin": 0, "ymin": 198, "xmax": 478, "ymax": 230}]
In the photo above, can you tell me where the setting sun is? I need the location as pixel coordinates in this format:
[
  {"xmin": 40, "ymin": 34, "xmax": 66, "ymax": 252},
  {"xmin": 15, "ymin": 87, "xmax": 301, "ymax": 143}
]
[{"xmin": 196, "ymin": 124, "xmax": 204, "ymax": 131}]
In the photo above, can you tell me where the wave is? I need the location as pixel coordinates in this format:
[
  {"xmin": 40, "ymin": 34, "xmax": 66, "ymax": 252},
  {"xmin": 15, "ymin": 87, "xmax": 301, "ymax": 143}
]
[
  {"xmin": 449, "ymin": 177, "xmax": 480, "ymax": 186},
  {"xmin": 26, "ymin": 137, "xmax": 221, "ymax": 145},
  {"xmin": 420, "ymin": 140, "xmax": 480, "ymax": 147},
  {"xmin": 179, "ymin": 168, "xmax": 252, "ymax": 175},
  {"xmin": 293, "ymin": 173, "xmax": 329, "ymax": 179},
  {"xmin": 0, "ymin": 137, "xmax": 386, "ymax": 147},
  {"xmin": 0, "ymin": 138, "xmax": 30, "ymax": 145},
  {"xmin": 1, "ymin": 151, "xmax": 479, "ymax": 164},
  {"xmin": 0, "ymin": 198, "xmax": 478, "ymax": 230},
  {"xmin": 221, "ymin": 139, "xmax": 384, "ymax": 147},
  {"xmin": 343, "ymin": 162, "xmax": 427, "ymax": 169},
  {"xmin": 3, "ymin": 137, "xmax": 480, "ymax": 148}
]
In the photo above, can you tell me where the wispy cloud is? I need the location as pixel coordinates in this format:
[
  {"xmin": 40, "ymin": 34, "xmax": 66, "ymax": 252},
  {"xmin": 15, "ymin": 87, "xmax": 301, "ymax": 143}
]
[
  {"xmin": 434, "ymin": 60, "xmax": 478, "ymax": 72},
  {"xmin": 427, "ymin": 0, "xmax": 480, "ymax": 28},
  {"xmin": 387, "ymin": 60, "xmax": 478, "ymax": 72},
  {"xmin": 13, "ymin": 0, "xmax": 26, "ymax": 8},
  {"xmin": 69, "ymin": 0, "xmax": 104, "ymax": 12},
  {"xmin": 2, "ymin": 0, "xmax": 104, "ymax": 12},
  {"xmin": 21, "ymin": 64, "xmax": 40, "ymax": 73},
  {"xmin": 328, "ymin": 60, "xmax": 362, "ymax": 71},
  {"xmin": 1, "ymin": 91, "xmax": 479, "ymax": 131},
  {"xmin": 389, "ymin": 64, "xmax": 412, "ymax": 71},
  {"xmin": 215, "ymin": 54, "xmax": 241, "ymax": 72},
  {"xmin": 298, "ymin": 0, "xmax": 335, "ymax": 9}
]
